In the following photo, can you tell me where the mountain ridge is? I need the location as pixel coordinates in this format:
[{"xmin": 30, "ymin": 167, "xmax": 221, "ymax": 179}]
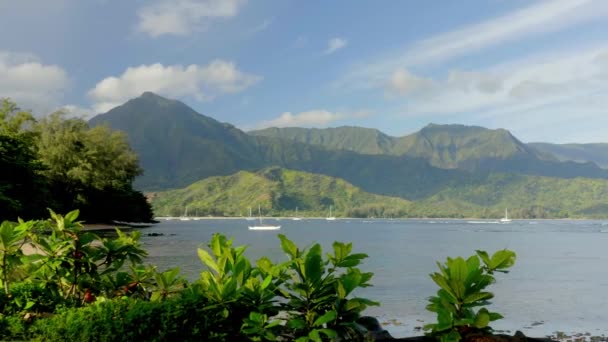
[{"xmin": 89, "ymin": 92, "xmax": 608, "ymax": 201}]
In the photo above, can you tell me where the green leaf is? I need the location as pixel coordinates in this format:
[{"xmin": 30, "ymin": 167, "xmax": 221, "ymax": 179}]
[
  {"xmin": 287, "ymin": 318, "xmax": 307, "ymax": 329},
  {"xmin": 308, "ymin": 329, "xmax": 322, "ymax": 342},
  {"xmin": 64, "ymin": 209, "xmax": 80, "ymax": 223},
  {"xmin": 278, "ymin": 234, "xmax": 298, "ymax": 259},
  {"xmin": 431, "ymin": 273, "xmax": 457, "ymax": 300},
  {"xmin": 463, "ymin": 292, "xmax": 493, "ymax": 304},
  {"xmin": 474, "ymin": 308, "xmax": 491, "ymax": 328},
  {"xmin": 489, "ymin": 312, "xmax": 504, "ymax": 321},
  {"xmin": 261, "ymin": 274, "xmax": 272, "ymax": 290},
  {"xmin": 318, "ymin": 328, "xmax": 337, "ymax": 338},
  {"xmin": 304, "ymin": 244, "xmax": 323, "ymax": 284},
  {"xmin": 476, "ymin": 250, "xmax": 491, "ymax": 268},
  {"xmin": 313, "ymin": 310, "xmax": 337, "ymax": 327},
  {"xmin": 197, "ymin": 248, "xmax": 219, "ymax": 273},
  {"xmin": 490, "ymin": 250, "xmax": 516, "ymax": 271}
]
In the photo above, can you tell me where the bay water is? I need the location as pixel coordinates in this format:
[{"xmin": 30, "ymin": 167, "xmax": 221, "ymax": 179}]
[{"xmin": 137, "ymin": 218, "xmax": 608, "ymax": 337}]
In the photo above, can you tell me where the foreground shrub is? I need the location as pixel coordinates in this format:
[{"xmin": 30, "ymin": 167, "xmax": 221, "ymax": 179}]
[
  {"xmin": 28, "ymin": 291, "xmax": 214, "ymax": 342},
  {"xmin": 0, "ymin": 211, "xmax": 379, "ymax": 341},
  {"xmin": 424, "ymin": 249, "xmax": 516, "ymax": 342}
]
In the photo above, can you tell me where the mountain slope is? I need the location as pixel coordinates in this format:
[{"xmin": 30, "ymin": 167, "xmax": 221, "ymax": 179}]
[
  {"xmin": 89, "ymin": 93, "xmax": 467, "ymax": 199},
  {"xmin": 251, "ymin": 124, "xmax": 608, "ymax": 179},
  {"xmin": 151, "ymin": 167, "xmax": 413, "ymax": 217},
  {"xmin": 152, "ymin": 167, "xmax": 608, "ymax": 219},
  {"xmin": 529, "ymin": 143, "xmax": 608, "ymax": 168},
  {"xmin": 250, "ymin": 126, "xmax": 396, "ymax": 154},
  {"xmin": 89, "ymin": 92, "xmax": 265, "ymax": 189},
  {"xmin": 419, "ymin": 173, "xmax": 608, "ymax": 218}
]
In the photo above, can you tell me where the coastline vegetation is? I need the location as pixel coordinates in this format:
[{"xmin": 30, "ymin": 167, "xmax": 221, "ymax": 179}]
[
  {"xmin": 0, "ymin": 210, "xmax": 522, "ymax": 341},
  {"xmin": 0, "ymin": 210, "xmax": 378, "ymax": 341},
  {"xmin": 0, "ymin": 99, "xmax": 152, "ymax": 223},
  {"xmin": 151, "ymin": 167, "xmax": 608, "ymax": 219}
]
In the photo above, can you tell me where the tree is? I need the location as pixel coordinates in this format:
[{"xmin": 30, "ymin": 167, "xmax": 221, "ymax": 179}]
[
  {"xmin": 35, "ymin": 112, "xmax": 151, "ymax": 222},
  {"xmin": 0, "ymin": 99, "xmax": 49, "ymax": 219}
]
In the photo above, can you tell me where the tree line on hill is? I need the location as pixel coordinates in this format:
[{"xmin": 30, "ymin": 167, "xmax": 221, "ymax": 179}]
[{"xmin": 0, "ymin": 99, "xmax": 153, "ymax": 222}]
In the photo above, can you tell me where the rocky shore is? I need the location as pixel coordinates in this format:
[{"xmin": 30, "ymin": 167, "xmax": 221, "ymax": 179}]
[{"xmin": 358, "ymin": 317, "xmax": 608, "ymax": 342}]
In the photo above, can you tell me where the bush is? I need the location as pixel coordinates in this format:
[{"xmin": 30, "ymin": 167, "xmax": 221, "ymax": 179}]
[{"xmin": 29, "ymin": 292, "xmax": 216, "ymax": 342}]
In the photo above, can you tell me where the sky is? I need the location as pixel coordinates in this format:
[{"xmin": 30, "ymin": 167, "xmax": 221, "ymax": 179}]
[{"xmin": 1, "ymin": 0, "xmax": 607, "ymax": 143}]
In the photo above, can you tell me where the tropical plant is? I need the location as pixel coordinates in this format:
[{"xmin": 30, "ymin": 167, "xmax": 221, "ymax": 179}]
[
  {"xmin": 25, "ymin": 209, "xmax": 147, "ymax": 303},
  {"xmin": 277, "ymin": 234, "xmax": 378, "ymax": 341},
  {"xmin": 0, "ymin": 219, "xmax": 34, "ymax": 293},
  {"xmin": 195, "ymin": 233, "xmax": 284, "ymax": 340},
  {"xmin": 424, "ymin": 249, "xmax": 516, "ymax": 342}
]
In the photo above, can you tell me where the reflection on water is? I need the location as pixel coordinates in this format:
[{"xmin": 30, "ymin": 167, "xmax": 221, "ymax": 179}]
[{"xmin": 137, "ymin": 219, "xmax": 608, "ymax": 337}]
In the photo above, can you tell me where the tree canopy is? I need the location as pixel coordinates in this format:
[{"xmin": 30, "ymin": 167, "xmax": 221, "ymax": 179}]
[{"xmin": 0, "ymin": 99, "xmax": 153, "ymax": 222}]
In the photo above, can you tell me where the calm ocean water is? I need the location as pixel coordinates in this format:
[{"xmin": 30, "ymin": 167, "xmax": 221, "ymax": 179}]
[{"xmin": 136, "ymin": 218, "xmax": 608, "ymax": 337}]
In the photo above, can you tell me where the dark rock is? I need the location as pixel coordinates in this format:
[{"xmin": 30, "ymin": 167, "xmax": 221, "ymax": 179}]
[{"xmin": 146, "ymin": 232, "xmax": 164, "ymax": 236}]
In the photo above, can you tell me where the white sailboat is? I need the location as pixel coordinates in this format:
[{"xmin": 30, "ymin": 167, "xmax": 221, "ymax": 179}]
[
  {"xmin": 499, "ymin": 208, "xmax": 512, "ymax": 223},
  {"xmin": 179, "ymin": 206, "xmax": 192, "ymax": 221},
  {"xmin": 292, "ymin": 207, "xmax": 302, "ymax": 221},
  {"xmin": 249, "ymin": 205, "xmax": 281, "ymax": 230},
  {"xmin": 326, "ymin": 205, "xmax": 336, "ymax": 221},
  {"xmin": 246, "ymin": 207, "xmax": 255, "ymax": 221}
]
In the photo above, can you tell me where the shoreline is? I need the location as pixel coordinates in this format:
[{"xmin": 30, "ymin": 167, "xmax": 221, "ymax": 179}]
[{"xmin": 154, "ymin": 216, "xmax": 607, "ymax": 221}]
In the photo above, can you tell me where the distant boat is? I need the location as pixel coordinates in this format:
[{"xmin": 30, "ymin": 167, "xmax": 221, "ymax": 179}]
[
  {"xmin": 179, "ymin": 206, "xmax": 192, "ymax": 221},
  {"xmin": 499, "ymin": 208, "xmax": 512, "ymax": 223},
  {"xmin": 292, "ymin": 207, "xmax": 302, "ymax": 221},
  {"xmin": 249, "ymin": 205, "xmax": 281, "ymax": 230},
  {"xmin": 326, "ymin": 205, "xmax": 336, "ymax": 221},
  {"xmin": 246, "ymin": 207, "xmax": 255, "ymax": 221}
]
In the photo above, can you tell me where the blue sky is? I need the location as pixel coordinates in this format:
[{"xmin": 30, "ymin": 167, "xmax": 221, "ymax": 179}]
[{"xmin": 1, "ymin": 0, "xmax": 608, "ymax": 143}]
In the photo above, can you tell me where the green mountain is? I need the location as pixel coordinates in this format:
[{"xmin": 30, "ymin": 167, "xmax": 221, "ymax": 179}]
[
  {"xmin": 250, "ymin": 124, "xmax": 540, "ymax": 164},
  {"xmin": 152, "ymin": 167, "xmax": 608, "ymax": 219},
  {"xmin": 89, "ymin": 92, "xmax": 466, "ymax": 199},
  {"xmin": 89, "ymin": 92, "xmax": 608, "ymax": 211},
  {"xmin": 250, "ymin": 124, "xmax": 608, "ymax": 178},
  {"xmin": 151, "ymin": 167, "xmax": 413, "ymax": 217},
  {"xmin": 89, "ymin": 92, "xmax": 265, "ymax": 190},
  {"xmin": 529, "ymin": 143, "xmax": 608, "ymax": 168},
  {"xmin": 419, "ymin": 173, "xmax": 608, "ymax": 219},
  {"xmin": 250, "ymin": 126, "xmax": 396, "ymax": 154}
]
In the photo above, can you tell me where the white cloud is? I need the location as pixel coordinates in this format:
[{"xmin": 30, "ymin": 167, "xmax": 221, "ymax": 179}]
[
  {"xmin": 88, "ymin": 60, "xmax": 261, "ymax": 112},
  {"xmin": 378, "ymin": 45, "xmax": 608, "ymax": 142},
  {"xmin": 324, "ymin": 38, "xmax": 348, "ymax": 55},
  {"xmin": 255, "ymin": 109, "xmax": 369, "ymax": 129},
  {"xmin": 136, "ymin": 0, "xmax": 246, "ymax": 37},
  {"xmin": 336, "ymin": 0, "xmax": 608, "ymax": 90},
  {"xmin": 0, "ymin": 51, "xmax": 69, "ymax": 115},
  {"xmin": 388, "ymin": 68, "xmax": 434, "ymax": 95}
]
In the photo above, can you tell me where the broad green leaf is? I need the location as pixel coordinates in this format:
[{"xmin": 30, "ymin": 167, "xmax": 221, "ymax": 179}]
[
  {"xmin": 211, "ymin": 234, "xmax": 222, "ymax": 256},
  {"xmin": 490, "ymin": 250, "xmax": 516, "ymax": 271},
  {"xmin": 278, "ymin": 234, "xmax": 298, "ymax": 259},
  {"xmin": 430, "ymin": 273, "xmax": 457, "ymax": 300},
  {"xmin": 197, "ymin": 248, "xmax": 219, "ymax": 273},
  {"xmin": 313, "ymin": 310, "xmax": 337, "ymax": 326},
  {"xmin": 476, "ymin": 250, "xmax": 491, "ymax": 268},
  {"xmin": 287, "ymin": 318, "xmax": 307, "ymax": 329},
  {"xmin": 474, "ymin": 308, "xmax": 491, "ymax": 328},
  {"xmin": 304, "ymin": 244, "xmax": 323, "ymax": 284},
  {"xmin": 261, "ymin": 274, "xmax": 272, "ymax": 290},
  {"xmin": 463, "ymin": 291, "xmax": 493, "ymax": 304},
  {"xmin": 64, "ymin": 210, "xmax": 80, "ymax": 223},
  {"xmin": 308, "ymin": 329, "xmax": 322, "ymax": 342},
  {"xmin": 318, "ymin": 328, "xmax": 337, "ymax": 338},
  {"xmin": 449, "ymin": 257, "xmax": 469, "ymax": 283},
  {"xmin": 489, "ymin": 312, "xmax": 504, "ymax": 321}
]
